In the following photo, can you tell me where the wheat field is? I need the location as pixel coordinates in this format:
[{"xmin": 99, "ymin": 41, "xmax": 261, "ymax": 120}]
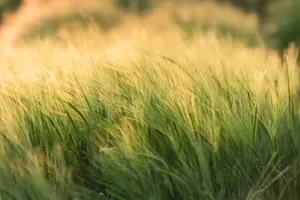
[{"xmin": 0, "ymin": 1, "xmax": 299, "ymax": 200}]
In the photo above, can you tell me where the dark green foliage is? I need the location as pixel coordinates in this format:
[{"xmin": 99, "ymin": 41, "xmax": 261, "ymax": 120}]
[
  {"xmin": 115, "ymin": 0, "xmax": 153, "ymax": 13},
  {"xmin": 0, "ymin": 0, "xmax": 22, "ymax": 24},
  {"xmin": 267, "ymin": 0, "xmax": 300, "ymax": 54},
  {"xmin": 0, "ymin": 0, "xmax": 21, "ymax": 11},
  {"xmin": 211, "ymin": 0, "xmax": 277, "ymax": 21},
  {"xmin": 228, "ymin": 0, "xmax": 275, "ymax": 19}
]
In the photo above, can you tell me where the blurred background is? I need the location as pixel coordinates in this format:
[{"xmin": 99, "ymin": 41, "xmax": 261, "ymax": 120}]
[{"xmin": 0, "ymin": 0, "xmax": 297, "ymax": 56}]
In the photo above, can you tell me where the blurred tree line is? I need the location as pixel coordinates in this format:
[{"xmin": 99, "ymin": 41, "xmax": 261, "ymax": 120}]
[
  {"xmin": 116, "ymin": 0, "xmax": 275, "ymax": 19},
  {"xmin": 1, "ymin": 0, "xmax": 300, "ymax": 55},
  {"xmin": 221, "ymin": 0, "xmax": 276, "ymax": 20},
  {"xmin": 0, "ymin": 0, "xmax": 21, "ymax": 24},
  {"xmin": 266, "ymin": 0, "xmax": 300, "ymax": 53},
  {"xmin": 116, "ymin": 0, "xmax": 300, "ymax": 57},
  {"xmin": 116, "ymin": 0, "xmax": 153, "ymax": 13}
]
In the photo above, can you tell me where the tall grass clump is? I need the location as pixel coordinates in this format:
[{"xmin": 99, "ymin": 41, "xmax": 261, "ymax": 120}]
[{"xmin": 0, "ymin": 13, "xmax": 300, "ymax": 200}]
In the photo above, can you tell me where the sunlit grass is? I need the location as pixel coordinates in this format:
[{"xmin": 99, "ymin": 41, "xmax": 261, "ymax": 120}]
[{"xmin": 0, "ymin": 2, "xmax": 300, "ymax": 200}]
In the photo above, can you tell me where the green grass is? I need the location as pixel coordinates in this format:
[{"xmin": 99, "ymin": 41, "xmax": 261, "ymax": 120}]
[
  {"xmin": 1, "ymin": 4, "xmax": 300, "ymax": 199},
  {"xmin": 1, "ymin": 29, "xmax": 300, "ymax": 199}
]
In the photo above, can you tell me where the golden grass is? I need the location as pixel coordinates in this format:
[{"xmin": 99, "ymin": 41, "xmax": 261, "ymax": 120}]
[{"xmin": 0, "ymin": 1, "xmax": 299, "ymax": 199}]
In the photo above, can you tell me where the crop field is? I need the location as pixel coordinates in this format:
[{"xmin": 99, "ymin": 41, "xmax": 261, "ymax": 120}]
[{"xmin": 0, "ymin": 1, "xmax": 300, "ymax": 200}]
